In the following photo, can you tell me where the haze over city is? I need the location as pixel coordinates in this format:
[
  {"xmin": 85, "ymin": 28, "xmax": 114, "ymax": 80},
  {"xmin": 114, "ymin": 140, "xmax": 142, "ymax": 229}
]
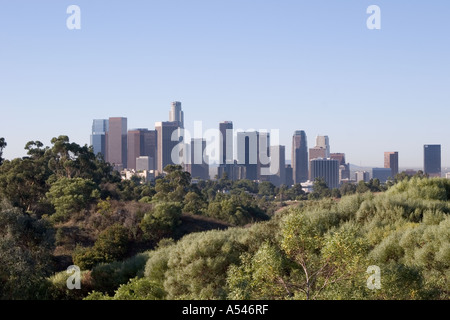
[{"xmin": 1, "ymin": 1, "xmax": 449, "ymax": 167}]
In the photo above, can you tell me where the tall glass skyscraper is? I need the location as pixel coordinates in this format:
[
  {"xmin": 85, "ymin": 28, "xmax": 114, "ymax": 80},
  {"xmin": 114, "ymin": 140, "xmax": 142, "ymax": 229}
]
[
  {"xmin": 91, "ymin": 119, "xmax": 109, "ymax": 158},
  {"xmin": 169, "ymin": 101, "xmax": 184, "ymax": 128},
  {"xmin": 292, "ymin": 130, "xmax": 308, "ymax": 184},
  {"xmin": 424, "ymin": 145, "xmax": 441, "ymax": 177},
  {"xmin": 219, "ymin": 121, "xmax": 233, "ymax": 165},
  {"xmin": 155, "ymin": 121, "xmax": 182, "ymax": 172}
]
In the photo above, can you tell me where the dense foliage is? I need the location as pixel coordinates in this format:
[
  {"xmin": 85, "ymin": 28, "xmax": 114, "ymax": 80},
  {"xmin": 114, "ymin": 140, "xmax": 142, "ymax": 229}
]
[
  {"xmin": 86, "ymin": 178, "xmax": 449, "ymax": 300},
  {"xmin": 0, "ymin": 136, "xmax": 448, "ymax": 300}
]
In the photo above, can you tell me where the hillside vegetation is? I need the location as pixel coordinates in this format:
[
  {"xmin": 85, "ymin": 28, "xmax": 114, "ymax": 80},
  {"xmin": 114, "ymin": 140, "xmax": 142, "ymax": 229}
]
[
  {"xmin": 83, "ymin": 177, "xmax": 448, "ymax": 300},
  {"xmin": 0, "ymin": 136, "xmax": 448, "ymax": 300}
]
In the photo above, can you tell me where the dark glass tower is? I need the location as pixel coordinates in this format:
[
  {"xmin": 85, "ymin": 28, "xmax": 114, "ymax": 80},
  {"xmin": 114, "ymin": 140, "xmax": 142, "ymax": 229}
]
[
  {"xmin": 292, "ymin": 130, "xmax": 308, "ymax": 183},
  {"xmin": 424, "ymin": 145, "xmax": 441, "ymax": 177},
  {"xmin": 169, "ymin": 101, "xmax": 184, "ymax": 128},
  {"xmin": 219, "ymin": 121, "xmax": 233, "ymax": 165},
  {"xmin": 237, "ymin": 131, "xmax": 259, "ymax": 180},
  {"xmin": 91, "ymin": 119, "xmax": 109, "ymax": 158},
  {"xmin": 127, "ymin": 129, "xmax": 157, "ymax": 170},
  {"xmin": 310, "ymin": 158, "xmax": 339, "ymax": 189},
  {"xmin": 155, "ymin": 121, "xmax": 181, "ymax": 172}
]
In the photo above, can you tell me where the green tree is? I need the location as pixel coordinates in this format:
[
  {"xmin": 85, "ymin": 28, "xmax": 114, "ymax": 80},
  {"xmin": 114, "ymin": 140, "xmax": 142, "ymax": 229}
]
[
  {"xmin": 356, "ymin": 180, "xmax": 370, "ymax": 193},
  {"xmin": 46, "ymin": 177, "xmax": 98, "ymax": 222},
  {"xmin": 160, "ymin": 229, "xmax": 248, "ymax": 299},
  {"xmin": 86, "ymin": 277, "xmax": 165, "ymax": 300},
  {"xmin": 232, "ymin": 179, "xmax": 258, "ymax": 194},
  {"xmin": 258, "ymin": 181, "xmax": 276, "ymax": 198},
  {"xmin": 277, "ymin": 184, "xmax": 288, "ymax": 202},
  {"xmin": 289, "ymin": 183, "xmax": 305, "ymax": 200},
  {"xmin": 73, "ymin": 224, "xmax": 129, "ymax": 270},
  {"xmin": 340, "ymin": 182, "xmax": 356, "ymax": 196},
  {"xmin": 0, "ymin": 202, "xmax": 54, "ymax": 299},
  {"xmin": 308, "ymin": 177, "xmax": 331, "ymax": 199},
  {"xmin": 0, "ymin": 155, "xmax": 52, "ymax": 214},
  {"xmin": 227, "ymin": 242, "xmax": 292, "ymax": 300},
  {"xmin": 331, "ymin": 188, "xmax": 341, "ymax": 198},
  {"xmin": 183, "ymin": 191, "xmax": 207, "ymax": 215},
  {"xmin": 140, "ymin": 202, "xmax": 182, "ymax": 242},
  {"xmin": 280, "ymin": 211, "xmax": 368, "ymax": 299},
  {"xmin": 153, "ymin": 165, "xmax": 191, "ymax": 202}
]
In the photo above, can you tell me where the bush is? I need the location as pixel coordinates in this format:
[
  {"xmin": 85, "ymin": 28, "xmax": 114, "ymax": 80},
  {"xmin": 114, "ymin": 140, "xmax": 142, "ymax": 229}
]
[
  {"xmin": 90, "ymin": 252, "xmax": 150, "ymax": 295},
  {"xmin": 46, "ymin": 177, "xmax": 98, "ymax": 222},
  {"xmin": 73, "ymin": 224, "xmax": 129, "ymax": 270},
  {"xmin": 44, "ymin": 270, "xmax": 94, "ymax": 300},
  {"xmin": 140, "ymin": 202, "xmax": 182, "ymax": 242}
]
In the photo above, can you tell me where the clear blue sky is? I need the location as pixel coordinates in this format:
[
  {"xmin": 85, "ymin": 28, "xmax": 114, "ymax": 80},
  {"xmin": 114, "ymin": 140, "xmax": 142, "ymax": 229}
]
[{"xmin": 1, "ymin": 1, "xmax": 449, "ymax": 168}]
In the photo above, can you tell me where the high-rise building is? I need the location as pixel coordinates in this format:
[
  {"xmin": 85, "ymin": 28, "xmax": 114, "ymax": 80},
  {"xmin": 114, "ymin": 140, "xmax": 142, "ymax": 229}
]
[
  {"xmin": 424, "ymin": 145, "xmax": 441, "ymax": 177},
  {"xmin": 127, "ymin": 129, "xmax": 157, "ymax": 170},
  {"xmin": 285, "ymin": 165, "xmax": 294, "ymax": 186},
  {"xmin": 136, "ymin": 156, "xmax": 152, "ymax": 171},
  {"xmin": 384, "ymin": 152, "xmax": 399, "ymax": 177},
  {"xmin": 91, "ymin": 119, "xmax": 109, "ymax": 158},
  {"xmin": 355, "ymin": 171, "xmax": 370, "ymax": 183},
  {"xmin": 331, "ymin": 153, "xmax": 350, "ymax": 182},
  {"xmin": 292, "ymin": 130, "xmax": 308, "ymax": 184},
  {"xmin": 258, "ymin": 132, "xmax": 271, "ymax": 181},
  {"xmin": 268, "ymin": 145, "xmax": 286, "ymax": 187},
  {"xmin": 155, "ymin": 121, "xmax": 181, "ymax": 173},
  {"xmin": 106, "ymin": 117, "xmax": 127, "ymax": 170},
  {"xmin": 169, "ymin": 101, "xmax": 184, "ymax": 128},
  {"xmin": 237, "ymin": 131, "xmax": 259, "ymax": 181},
  {"xmin": 309, "ymin": 147, "xmax": 326, "ymax": 180},
  {"xmin": 309, "ymin": 147, "xmax": 327, "ymax": 161},
  {"xmin": 316, "ymin": 135, "xmax": 330, "ymax": 158},
  {"xmin": 310, "ymin": 158, "xmax": 339, "ymax": 189},
  {"xmin": 372, "ymin": 168, "xmax": 393, "ymax": 183},
  {"xmin": 219, "ymin": 121, "xmax": 233, "ymax": 165},
  {"xmin": 187, "ymin": 138, "xmax": 209, "ymax": 180},
  {"xmin": 330, "ymin": 153, "xmax": 345, "ymax": 165}
]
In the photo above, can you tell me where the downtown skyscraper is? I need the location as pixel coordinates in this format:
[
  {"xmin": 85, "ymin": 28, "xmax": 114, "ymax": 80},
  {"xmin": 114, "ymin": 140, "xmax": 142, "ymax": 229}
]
[
  {"xmin": 310, "ymin": 158, "xmax": 339, "ymax": 189},
  {"xmin": 384, "ymin": 151, "xmax": 399, "ymax": 177},
  {"xmin": 106, "ymin": 117, "xmax": 127, "ymax": 170},
  {"xmin": 269, "ymin": 145, "xmax": 286, "ymax": 187},
  {"xmin": 127, "ymin": 129, "xmax": 157, "ymax": 170},
  {"xmin": 424, "ymin": 145, "xmax": 441, "ymax": 177},
  {"xmin": 91, "ymin": 119, "xmax": 109, "ymax": 158},
  {"xmin": 187, "ymin": 138, "xmax": 209, "ymax": 180},
  {"xmin": 169, "ymin": 101, "xmax": 184, "ymax": 128},
  {"xmin": 219, "ymin": 121, "xmax": 233, "ymax": 165},
  {"xmin": 292, "ymin": 130, "xmax": 308, "ymax": 184},
  {"xmin": 155, "ymin": 121, "xmax": 182, "ymax": 172},
  {"xmin": 316, "ymin": 135, "xmax": 330, "ymax": 158},
  {"xmin": 236, "ymin": 131, "xmax": 270, "ymax": 181}
]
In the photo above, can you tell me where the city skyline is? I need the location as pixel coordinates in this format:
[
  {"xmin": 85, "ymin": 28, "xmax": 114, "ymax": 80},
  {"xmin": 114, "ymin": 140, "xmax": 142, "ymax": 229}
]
[
  {"xmin": 1, "ymin": 1, "xmax": 450, "ymax": 167},
  {"xmin": 90, "ymin": 105, "xmax": 443, "ymax": 183}
]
